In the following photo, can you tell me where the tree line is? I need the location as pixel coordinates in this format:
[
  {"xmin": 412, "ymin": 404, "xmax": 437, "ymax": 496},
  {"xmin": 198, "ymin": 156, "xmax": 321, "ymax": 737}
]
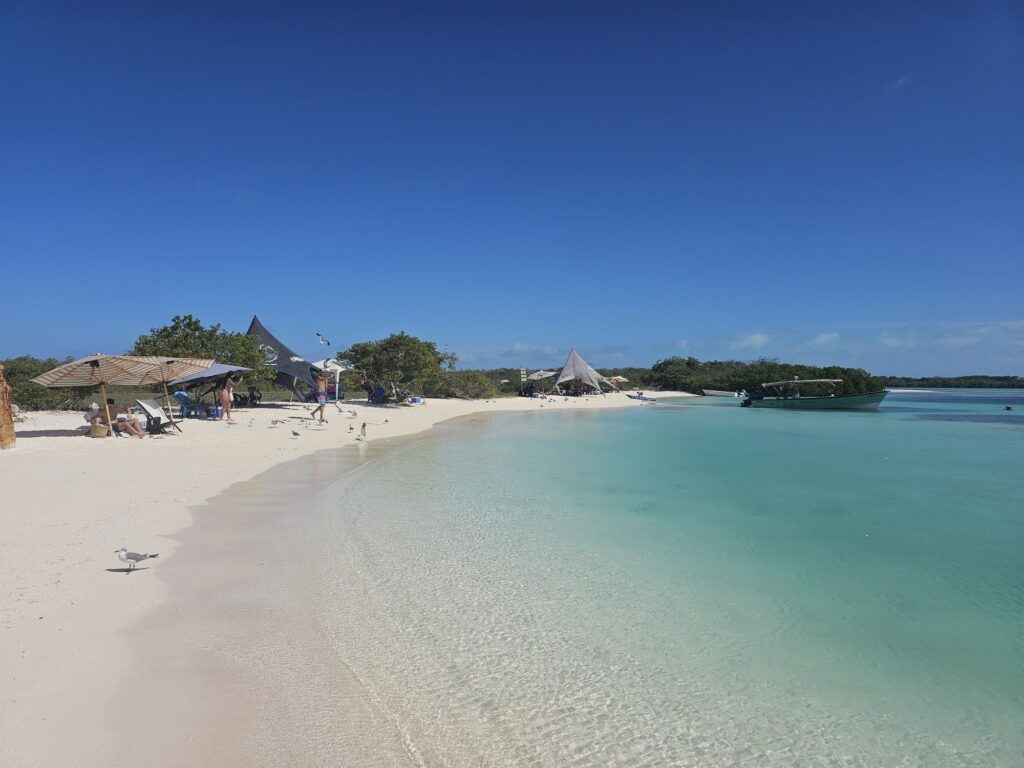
[{"xmin": 4, "ymin": 314, "xmax": 1018, "ymax": 410}]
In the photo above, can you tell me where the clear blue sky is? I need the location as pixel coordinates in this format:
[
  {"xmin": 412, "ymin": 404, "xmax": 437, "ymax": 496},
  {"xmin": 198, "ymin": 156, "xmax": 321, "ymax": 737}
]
[{"xmin": 2, "ymin": 2, "xmax": 1021, "ymax": 375}]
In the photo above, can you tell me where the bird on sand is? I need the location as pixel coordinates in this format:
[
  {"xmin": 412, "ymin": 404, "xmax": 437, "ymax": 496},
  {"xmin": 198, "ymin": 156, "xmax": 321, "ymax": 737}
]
[
  {"xmin": 115, "ymin": 547, "xmax": 159, "ymax": 571},
  {"xmin": 291, "ymin": 430, "xmax": 301, "ymax": 437}
]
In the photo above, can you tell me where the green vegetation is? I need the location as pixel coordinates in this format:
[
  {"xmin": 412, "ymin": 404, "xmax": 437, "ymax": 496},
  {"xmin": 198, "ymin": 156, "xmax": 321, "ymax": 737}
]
[
  {"xmin": 647, "ymin": 356, "xmax": 885, "ymax": 396},
  {"xmin": 8, "ymin": 315, "xmax": 1019, "ymax": 412},
  {"xmin": 882, "ymin": 375, "xmax": 1023, "ymax": 388},
  {"xmin": 0, "ymin": 355, "xmax": 94, "ymax": 411},
  {"xmin": 338, "ymin": 332, "xmax": 457, "ymax": 401},
  {"xmin": 130, "ymin": 314, "xmax": 272, "ymax": 383}
]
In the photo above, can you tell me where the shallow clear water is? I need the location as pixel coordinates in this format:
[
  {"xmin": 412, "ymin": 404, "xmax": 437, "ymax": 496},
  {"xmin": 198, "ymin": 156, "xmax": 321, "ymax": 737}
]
[{"xmin": 314, "ymin": 391, "xmax": 1024, "ymax": 766}]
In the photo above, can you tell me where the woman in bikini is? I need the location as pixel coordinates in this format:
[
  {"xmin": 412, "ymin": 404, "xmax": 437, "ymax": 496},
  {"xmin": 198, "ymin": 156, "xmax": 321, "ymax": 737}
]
[{"xmin": 217, "ymin": 372, "xmax": 239, "ymax": 423}]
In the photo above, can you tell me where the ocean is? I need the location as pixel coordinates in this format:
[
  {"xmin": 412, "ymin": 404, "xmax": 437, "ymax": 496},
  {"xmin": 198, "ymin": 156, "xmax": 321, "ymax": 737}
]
[{"xmin": 305, "ymin": 389, "xmax": 1024, "ymax": 766}]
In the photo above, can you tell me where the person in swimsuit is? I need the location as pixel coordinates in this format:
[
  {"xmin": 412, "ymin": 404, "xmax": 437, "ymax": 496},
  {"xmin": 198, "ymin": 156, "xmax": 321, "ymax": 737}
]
[
  {"xmin": 311, "ymin": 371, "xmax": 328, "ymax": 423},
  {"xmin": 92, "ymin": 399, "xmax": 146, "ymax": 438},
  {"xmin": 217, "ymin": 373, "xmax": 238, "ymax": 423}
]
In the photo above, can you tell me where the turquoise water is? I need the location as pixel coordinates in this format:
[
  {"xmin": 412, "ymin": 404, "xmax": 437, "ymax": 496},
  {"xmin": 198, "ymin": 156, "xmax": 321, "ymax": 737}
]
[{"xmin": 314, "ymin": 390, "xmax": 1024, "ymax": 766}]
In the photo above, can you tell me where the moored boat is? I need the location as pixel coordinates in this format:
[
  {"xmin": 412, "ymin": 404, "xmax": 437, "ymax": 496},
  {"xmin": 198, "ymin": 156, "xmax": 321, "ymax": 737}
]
[
  {"xmin": 626, "ymin": 393, "xmax": 657, "ymax": 402},
  {"xmin": 741, "ymin": 378, "xmax": 887, "ymax": 411},
  {"xmin": 701, "ymin": 389, "xmax": 740, "ymax": 397}
]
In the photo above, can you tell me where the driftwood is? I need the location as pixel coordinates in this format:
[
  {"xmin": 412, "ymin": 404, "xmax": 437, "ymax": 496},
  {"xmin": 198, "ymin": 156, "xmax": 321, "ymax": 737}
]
[{"xmin": 0, "ymin": 364, "xmax": 14, "ymax": 449}]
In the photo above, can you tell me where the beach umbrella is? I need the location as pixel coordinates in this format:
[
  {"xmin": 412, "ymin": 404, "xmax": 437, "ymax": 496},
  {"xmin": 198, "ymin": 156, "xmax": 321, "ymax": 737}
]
[{"xmin": 31, "ymin": 354, "xmax": 213, "ymax": 435}]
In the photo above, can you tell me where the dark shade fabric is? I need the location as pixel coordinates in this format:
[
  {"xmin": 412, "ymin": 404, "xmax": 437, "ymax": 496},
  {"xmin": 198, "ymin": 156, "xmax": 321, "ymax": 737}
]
[{"xmin": 246, "ymin": 315, "xmax": 317, "ymax": 398}]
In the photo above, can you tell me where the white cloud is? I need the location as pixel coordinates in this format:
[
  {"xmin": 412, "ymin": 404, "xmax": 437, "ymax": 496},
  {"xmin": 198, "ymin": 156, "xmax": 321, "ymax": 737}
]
[
  {"xmin": 808, "ymin": 332, "xmax": 839, "ymax": 349},
  {"xmin": 879, "ymin": 331, "xmax": 914, "ymax": 349},
  {"xmin": 499, "ymin": 341, "xmax": 560, "ymax": 360},
  {"xmin": 675, "ymin": 339, "xmax": 690, "ymax": 350},
  {"xmin": 731, "ymin": 333, "xmax": 770, "ymax": 350}
]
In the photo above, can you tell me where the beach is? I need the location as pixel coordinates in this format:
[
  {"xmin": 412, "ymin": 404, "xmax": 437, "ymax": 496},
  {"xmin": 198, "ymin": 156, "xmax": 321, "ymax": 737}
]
[{"xmin": 0, "ymin": 392, "xmax": 688, "ymax": 767}]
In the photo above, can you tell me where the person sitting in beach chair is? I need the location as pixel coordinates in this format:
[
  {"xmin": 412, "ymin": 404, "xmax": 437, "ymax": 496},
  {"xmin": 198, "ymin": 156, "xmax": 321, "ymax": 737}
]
[
  {"xmin": 172, "ymin": 390, "xmax": 203, "ymax": 418},
  {"xmin": 89, "ymin": 399, "xmax": 146, "ymax": 438}
]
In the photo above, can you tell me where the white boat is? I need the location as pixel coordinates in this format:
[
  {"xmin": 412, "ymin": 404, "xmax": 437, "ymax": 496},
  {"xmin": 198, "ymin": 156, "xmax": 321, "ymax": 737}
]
[{"xmin": 702, "ymin": 389, "xmax": 739, "ymax": 397}]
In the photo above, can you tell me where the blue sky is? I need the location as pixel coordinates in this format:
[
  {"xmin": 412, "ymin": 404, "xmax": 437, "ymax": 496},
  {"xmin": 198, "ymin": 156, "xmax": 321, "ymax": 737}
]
[{"xmin": 1, "ymin": 2, "xmax": 1021, "ymax": 375}]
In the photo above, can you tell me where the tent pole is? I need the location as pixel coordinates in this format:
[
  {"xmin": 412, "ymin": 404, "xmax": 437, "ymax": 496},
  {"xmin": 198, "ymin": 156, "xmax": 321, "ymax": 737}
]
[{"xmin": 101, "ymin": 383, "xmax": 113, "ymax": 437}]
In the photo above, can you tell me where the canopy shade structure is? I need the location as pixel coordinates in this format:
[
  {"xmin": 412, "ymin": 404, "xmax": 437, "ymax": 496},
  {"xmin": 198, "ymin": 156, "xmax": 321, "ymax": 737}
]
[
  {"xmin": 312, "ymin": 358, "xmax": 352, "ymax": 372},
  {"xmin": 247, "ymin": 315, "xmax": 317, "ymax": 399},
  {"xmin": 555, "ymin": 349, "xmax": 616, "ymax": 393},
  {"xmin": 168, "ymin": 363, "xmax": 253, "ymax": 387},
  {"xmin": 762, "ymin": 378, "xmax": 843, "ymax": 387},
  {"xmin": 526, "ymin": 369, "xmax": 557, "ymax": 381},
  {"xmin": 31, "ymin": 354, "xmax": 213, "ymax": 435}
]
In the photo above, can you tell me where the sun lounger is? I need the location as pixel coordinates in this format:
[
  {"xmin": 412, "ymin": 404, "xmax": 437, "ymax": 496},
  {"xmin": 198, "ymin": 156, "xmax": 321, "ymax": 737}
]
[{"xmin": 135, "ymin": 399, "xmax": 183, "ymax": 434}]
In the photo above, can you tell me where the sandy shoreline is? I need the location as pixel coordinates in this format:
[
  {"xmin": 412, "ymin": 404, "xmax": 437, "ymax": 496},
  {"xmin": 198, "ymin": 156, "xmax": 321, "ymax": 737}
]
[{"xmin": 0, "ymin": 391, "xmax": 691, "ymax": 767}]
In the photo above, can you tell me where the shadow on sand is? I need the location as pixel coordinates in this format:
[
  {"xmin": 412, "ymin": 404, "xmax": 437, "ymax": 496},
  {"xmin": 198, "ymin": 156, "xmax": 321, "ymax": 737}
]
[
  {"xmin": 16, "ymin": 428, "xmax": 88, "ymax": 439},
  {"xmin": 105, "ymin": 567, "xmax": 150, "ymax": 574}
]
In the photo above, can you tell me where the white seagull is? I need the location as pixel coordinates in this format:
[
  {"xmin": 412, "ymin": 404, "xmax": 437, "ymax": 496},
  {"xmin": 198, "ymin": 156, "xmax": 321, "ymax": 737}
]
[
  {"xmin": 115, "ymin": 547, "xmax": 159, "ymax": 571},
  {"xmin": 315, "ymin": 332, "xmax": 331, "ymax": 346}
]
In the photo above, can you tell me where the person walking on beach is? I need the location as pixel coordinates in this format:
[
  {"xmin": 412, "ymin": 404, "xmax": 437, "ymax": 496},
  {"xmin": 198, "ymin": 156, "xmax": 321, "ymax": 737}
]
[
  {"xmin": 360, "ymin": 422, "xmax": 366, "ymax": 439},
  {"xmin": 217, "ymin": 372, "xmax": 239, "ymax": 423},
  {"xmin": 311, "ymin": 371, "xmax": 328, "ymax": 423}
]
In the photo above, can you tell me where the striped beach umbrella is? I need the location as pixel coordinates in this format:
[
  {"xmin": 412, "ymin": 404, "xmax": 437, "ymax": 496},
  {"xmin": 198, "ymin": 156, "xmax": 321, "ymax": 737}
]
[{"xmin": 31, "ymin": 354, "xmax": 213, "ymax": 434}]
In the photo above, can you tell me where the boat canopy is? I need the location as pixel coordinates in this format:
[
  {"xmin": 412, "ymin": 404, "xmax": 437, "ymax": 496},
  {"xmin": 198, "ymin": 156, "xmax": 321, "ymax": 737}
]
[{"xmin": 762, "ymin": 378, "xmax": 843, "ymax": 387}]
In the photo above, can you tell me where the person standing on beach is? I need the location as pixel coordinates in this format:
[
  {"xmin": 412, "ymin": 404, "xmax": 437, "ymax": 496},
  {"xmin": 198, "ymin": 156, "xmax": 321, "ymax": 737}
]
[
  {"xmin": 217, "ymin": 372, "xmax": 238, "ymax": 423},
  {"xmin": 360, "ymin": 422, "xmax": 366, "ymax": 439},
  {"xmin": 311, "ymin": 371, "xmax": 328, "ymax": 423}
]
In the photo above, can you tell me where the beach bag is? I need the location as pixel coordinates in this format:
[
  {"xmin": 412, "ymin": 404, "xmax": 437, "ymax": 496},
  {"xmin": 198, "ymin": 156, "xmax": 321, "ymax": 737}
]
[
  {"xmin": 90, "ymin": 423, "xmax": 108, "ymax": 438},
  {"xmin": 146, "ymin": 416, "xmax": 163, "ymax": 435}
]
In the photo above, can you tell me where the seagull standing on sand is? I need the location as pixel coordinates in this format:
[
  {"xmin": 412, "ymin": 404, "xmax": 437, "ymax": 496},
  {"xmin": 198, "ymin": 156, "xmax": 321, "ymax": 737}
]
[
  {"xmin": 115, "ymin": 547, "xmax": 159, "ymax": 571},
  {"xmin": 291, "ymin": 430, "xmax": 301, "ymax": 437}
]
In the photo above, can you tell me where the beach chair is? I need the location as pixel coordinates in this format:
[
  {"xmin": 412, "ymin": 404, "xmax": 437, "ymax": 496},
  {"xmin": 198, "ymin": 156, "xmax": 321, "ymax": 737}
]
[
  {"xmin": 172, "ymin": 390, "xmax": 202, "ymax": 418},
  {"xmin": 135, "ymin": 399, "xmax": 182, "ymax": 434}
]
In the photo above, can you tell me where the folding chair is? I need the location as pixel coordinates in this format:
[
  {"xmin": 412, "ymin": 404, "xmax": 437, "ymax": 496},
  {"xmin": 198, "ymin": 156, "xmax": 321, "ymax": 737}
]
[{"xmin": 136, "ymin": 399, "xmax": 183, "ymax": 434}]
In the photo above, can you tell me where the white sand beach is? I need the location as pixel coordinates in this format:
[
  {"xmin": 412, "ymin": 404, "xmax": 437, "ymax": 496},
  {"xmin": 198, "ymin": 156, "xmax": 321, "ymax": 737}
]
[{"xmin": 0, "ymin": 392, "xmax": 691, "ymax": 767}]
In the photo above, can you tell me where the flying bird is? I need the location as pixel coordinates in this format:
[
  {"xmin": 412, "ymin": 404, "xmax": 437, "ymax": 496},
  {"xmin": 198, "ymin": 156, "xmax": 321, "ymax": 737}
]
[
  {"xmin": 115, "ymin": 547, "xmax": 159, "ymax": 571},
  {"xmin": 316, "ymin": 332, "xmax": 331, "ymax": 346}
]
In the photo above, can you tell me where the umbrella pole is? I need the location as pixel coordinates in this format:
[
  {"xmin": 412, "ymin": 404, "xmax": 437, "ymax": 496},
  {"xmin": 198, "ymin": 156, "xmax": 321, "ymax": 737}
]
[
  {"xmin": 162, "ymin": 381, "xmax": 184, "ymax": 432},
  {"xmin": 101, "ymin": 383, "xmax": 113, "ymax": 437}
]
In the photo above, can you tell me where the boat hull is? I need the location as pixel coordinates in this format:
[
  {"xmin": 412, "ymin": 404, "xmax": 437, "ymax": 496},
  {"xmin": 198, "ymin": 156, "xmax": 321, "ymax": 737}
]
[
  {"xmin": 746, "ymin": 391, "xmax": 888, "ymax": 411},
  {"xmin": 702, "ymin": 389, "xmax": 738, "ymax": 397}
]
